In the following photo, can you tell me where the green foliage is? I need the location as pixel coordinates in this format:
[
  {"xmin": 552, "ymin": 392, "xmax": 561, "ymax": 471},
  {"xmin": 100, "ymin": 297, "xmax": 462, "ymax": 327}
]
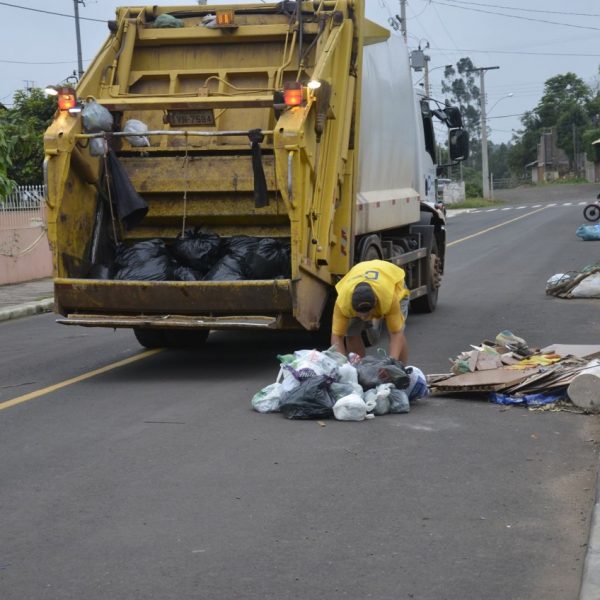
[
  {"xmin": 508, "ymin": 72, "xmax": 598, "ymax": 174},
  {"xmin": 465, "ymin": 180, "xmax": 482, "ymax": 198},
  {"xmin": 0, "ymin": 124, "xmax": 16, "ymax": 199},
  {"xmin": 582, "ymin": 126, "xmax": 600, "ymax": 162},
  {"xmin": 0, "ymin": 87, "xmax": 56, "ymax": 186}
]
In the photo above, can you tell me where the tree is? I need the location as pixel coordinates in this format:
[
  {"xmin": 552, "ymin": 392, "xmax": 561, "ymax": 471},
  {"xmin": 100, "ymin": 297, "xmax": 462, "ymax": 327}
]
[
  {"xmin": 0, "ymin": 88, "xmax": 56, "ymax": 187},
  {"xmin": 509, "ymin": 72, "xmax": 594, "ymax": 175}
]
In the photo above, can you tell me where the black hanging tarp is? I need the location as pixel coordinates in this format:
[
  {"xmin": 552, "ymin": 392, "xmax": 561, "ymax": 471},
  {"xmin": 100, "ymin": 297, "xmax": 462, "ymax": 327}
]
[{"xmin": 106, "ymin": 149, "xmax": 149, "ymax": 231}]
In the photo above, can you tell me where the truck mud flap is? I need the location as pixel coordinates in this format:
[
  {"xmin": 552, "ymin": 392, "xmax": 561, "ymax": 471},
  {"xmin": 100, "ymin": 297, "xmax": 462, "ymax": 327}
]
[{"xmin": 54, "ymin": 278, "xmax": 295, "ymax": 329}]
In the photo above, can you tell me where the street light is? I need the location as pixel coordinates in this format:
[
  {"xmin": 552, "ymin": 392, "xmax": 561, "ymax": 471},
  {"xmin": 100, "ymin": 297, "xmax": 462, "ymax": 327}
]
[{"xmin": 488, "ymin": 92, "xmax": 514, "ymax": 115}]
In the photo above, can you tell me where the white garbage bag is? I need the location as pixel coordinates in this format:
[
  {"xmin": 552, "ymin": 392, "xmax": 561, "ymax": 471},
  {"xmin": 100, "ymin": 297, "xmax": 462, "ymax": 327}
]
[
  {"xmin": 251, "ymin": 382, "xmax": 284, "ymax": 413},
  {"xmin": 123, "ymin": 119, "xmax": 151, "ymax": 147},
  {"xmin": 82, "ymin": 100, "xmax": 113, "ymax": 133},
  {"xmin": 333, "ymin": 393, "xmax": 368, "ymax": 421}
]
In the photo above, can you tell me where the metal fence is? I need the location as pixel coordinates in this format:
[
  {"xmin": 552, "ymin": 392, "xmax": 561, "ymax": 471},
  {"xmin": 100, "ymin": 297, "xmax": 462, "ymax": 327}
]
[{"xmin": 0, "ymin": 185, "xmax": 47, "ymax": 231}]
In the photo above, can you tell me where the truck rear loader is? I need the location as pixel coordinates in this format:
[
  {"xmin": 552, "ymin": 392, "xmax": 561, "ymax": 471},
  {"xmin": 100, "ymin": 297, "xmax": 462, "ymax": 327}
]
[{"xmin": 43, "ymin": 0, "xmax": 468, "ymax": 348}]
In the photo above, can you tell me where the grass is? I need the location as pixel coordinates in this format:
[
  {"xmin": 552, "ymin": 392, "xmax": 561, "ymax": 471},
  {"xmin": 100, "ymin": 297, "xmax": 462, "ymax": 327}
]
[{"xmin": 447, "ymin": 198, "xmax": 506, "ymax": 209}]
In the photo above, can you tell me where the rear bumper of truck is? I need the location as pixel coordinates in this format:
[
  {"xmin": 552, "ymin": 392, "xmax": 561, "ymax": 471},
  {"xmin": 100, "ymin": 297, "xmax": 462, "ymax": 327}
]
[{"xmin": 54, "ymin": 278, "xmax": 299, "ymax": 331}]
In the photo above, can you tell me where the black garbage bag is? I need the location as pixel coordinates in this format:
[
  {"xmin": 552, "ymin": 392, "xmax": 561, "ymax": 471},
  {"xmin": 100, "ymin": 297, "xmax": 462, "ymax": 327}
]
[
  {"xmin": 170, "ymin": 229, "xmax": 222, "ymax": 273},
  {"xmin": 106, "ymin": 149, "xmax": 148, "ymax": 231},
  {"xmin": 114, "ymin": 256, "xmax": 174, "ymax": 281},
  {"xmin": 245, "ymin": 238, "xmax": 291, "ymax": 279},
  {"xmin": 113, "ymin": 239, "xmax": 174, "ymax": 281},
  {"xmin": 114, "ymin": 239, "xmax": 167, "ymax": 268},
  {"xmin": 279, "ymin": 376, "xmax": 335, "ymax": 420},
  {"xmin": 203, "ymin": 254, "xmax": 249, "ymax": 281},
  {"xmin": 222, "ymin": 235, "xmax": 260, "ymax": 258},
  {"xmin": 173, "ymin": 265, "xmax": 202, "ymax": 281},
  {"xmin": 356, "ymin": 354, "xmax": 410, "ymax": 390}
]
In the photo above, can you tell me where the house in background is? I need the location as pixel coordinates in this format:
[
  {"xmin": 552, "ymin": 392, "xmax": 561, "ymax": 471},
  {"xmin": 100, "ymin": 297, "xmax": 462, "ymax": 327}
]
[{"xmin": 526, "ymin": 130, "xmax": 570, "ymax": 183}]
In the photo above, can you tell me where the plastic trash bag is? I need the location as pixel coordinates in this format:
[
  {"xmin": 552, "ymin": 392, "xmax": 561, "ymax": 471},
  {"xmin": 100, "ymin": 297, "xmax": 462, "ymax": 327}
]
[
  {"xmin": 123, "ymin": 119, "xmax": 150, "ymax": 147},
  {"xmin": 252, "ymin": 382, "xmax": 284, "ymax": 413},
  {"xmin": 491, "ymin": 391, "xmax": 566, "ymax": 407},
  {"xmin": 279, "ymin": 376, "xmax": 335, "ymax": 419},
  {"xmin": 356, "ymin": 353, "xmax": 410, "ymax": 390},
  {"xmin": 570, "ymin": 272, "xmax": 600, "ymax": 298},
  {"xmin": 245, "ymin": 238, "xmax": 291, "ymax": 279},
  {"xmin": 333, "ymin": 394, "xmax": 368, "ymax": 421},
  {"xmin": 201, "ymin": 14, "xmax": 217, "ymax": 28},
  {"xmin": 203, "ymin": 254, "xmax": 248, "ymax": 281},
  {"xmin": 337, "ymin": 362, "xmax": 359, "ymax": 385},
  {"xmin": 82, "ymin": 100, "xmax": 113, "ymax": 133},
  {"xmin": 173, "ymin": 265, "xmax": 202, "ymax": 281},
  {"xmin": 405, "ymin": 366, "xmax": 428, "ymax": 400},
  {"xmin": 546, "ymin": 273, "xmax": 571, "ymax": 291},
  {"xmin": 113, "ymin": 239, "xmax": 174, "ymax": 281},
  {"xmin": 154, "ymin": 14, "xmax": 184, "ymax": 28},
  {"xmin": 171, "ymin": 229, "xmax": 221, "ymax": 273},
  {"xmin": 576, "ymin": 224, "xmax": 600, "ymax": 241},
  {"xmin": 89, "ymin": 136, "xmax": 108, "ymax": 157},
  {"xmin": 389, "ymin": 388, "xmax": 410, "ymax": 413},
  {"xmin": 365, "ymin": 383, "xmax": 393, "ymax": 415},
  {"xmin": 330, "ymin": 382, "xmax": 363, "ymax": 402}
]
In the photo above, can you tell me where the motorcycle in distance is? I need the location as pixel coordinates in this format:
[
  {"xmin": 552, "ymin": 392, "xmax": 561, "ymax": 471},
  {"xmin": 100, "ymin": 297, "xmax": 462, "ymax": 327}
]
[{"xmin": 583, "ymin": 192, "xmax": 600, "ymax": 222}]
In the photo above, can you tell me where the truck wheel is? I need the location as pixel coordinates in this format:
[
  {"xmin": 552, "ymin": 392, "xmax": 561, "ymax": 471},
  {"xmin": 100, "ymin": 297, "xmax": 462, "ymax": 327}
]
[
  {"xmin": 164, "ymin": 330, "xmax": 210, "ymax": 348},
  {"xmin": 411, "ymin": 238, "xmax": 441, "ymax": 313},
  {"xmin": 134, "ymin": 328, "xmax": 167, "ymax": 349}
]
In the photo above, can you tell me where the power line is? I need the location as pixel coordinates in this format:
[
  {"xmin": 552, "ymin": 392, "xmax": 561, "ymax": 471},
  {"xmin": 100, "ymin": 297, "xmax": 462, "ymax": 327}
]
[
  {"xmin": 0, "ymin": 58, "xmax": 87, "ymax": 65},
  {"xmin": 431, "ymin": 46, "xmax": 600, "ymax": 58},
  {"xmin": 442, "ymin": 0, "xmax": 600, "ymax": 18},
  {"xmin": 0, "ymin": 1, "xmax": 105, "ymax": 22},
  {"xmin": 427, "ymin": 0, "xmax": 600, "ymax": 31}
]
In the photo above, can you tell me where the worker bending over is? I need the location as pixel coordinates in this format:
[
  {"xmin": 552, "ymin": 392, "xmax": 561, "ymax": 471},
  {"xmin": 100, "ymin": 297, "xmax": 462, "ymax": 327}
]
[{"xmin": 330, "ymin": 259, "xmax": 409, "ymax": 362}]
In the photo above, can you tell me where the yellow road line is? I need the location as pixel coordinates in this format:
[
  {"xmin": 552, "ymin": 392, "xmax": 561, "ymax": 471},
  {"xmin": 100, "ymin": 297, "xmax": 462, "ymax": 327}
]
[
  {"xmin": 0, "ymin": 349, "xmax": 162, "ymax": 412},
  {"xmin": 447, "ymin": 206, "xmax": 548, "ymax": 247}
]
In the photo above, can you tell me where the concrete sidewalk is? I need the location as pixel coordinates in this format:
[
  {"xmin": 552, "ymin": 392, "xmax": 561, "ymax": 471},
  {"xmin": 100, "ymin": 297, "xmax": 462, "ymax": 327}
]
[{"xmin": 0, "ymin": 277, "xmax": 54, "ymax": 322}]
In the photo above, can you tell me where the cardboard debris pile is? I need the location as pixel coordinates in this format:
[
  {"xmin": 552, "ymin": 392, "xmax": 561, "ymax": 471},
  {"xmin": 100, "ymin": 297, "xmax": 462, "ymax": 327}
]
[{"xmin": 427, "ymin": 330, "xmax": 600, "ymax": 411}]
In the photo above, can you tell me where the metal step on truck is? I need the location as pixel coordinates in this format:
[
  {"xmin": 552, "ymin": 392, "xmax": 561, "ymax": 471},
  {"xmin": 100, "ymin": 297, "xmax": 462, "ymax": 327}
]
[{"xmin": 43, "ymin": 0, "xmax": 468, "ymax": 348}]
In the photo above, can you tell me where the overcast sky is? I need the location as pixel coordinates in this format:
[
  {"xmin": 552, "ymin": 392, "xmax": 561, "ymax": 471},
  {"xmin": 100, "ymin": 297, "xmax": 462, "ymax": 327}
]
[{"xmin": 1, "ymin": 0, "xmax": 599, "ymax": 144}]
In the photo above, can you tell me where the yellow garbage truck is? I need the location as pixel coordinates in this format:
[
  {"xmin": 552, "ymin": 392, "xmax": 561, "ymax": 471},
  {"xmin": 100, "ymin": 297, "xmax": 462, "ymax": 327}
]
[{"xmin": 43, "ymin": 0, "xmax": 468, "ymax": 348}]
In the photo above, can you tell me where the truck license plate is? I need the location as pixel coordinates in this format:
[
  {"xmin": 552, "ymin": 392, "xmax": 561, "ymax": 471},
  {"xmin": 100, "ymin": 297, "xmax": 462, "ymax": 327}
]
[{"xmin": 165, "ymin": 109, "xmax": 216, "ymax": 127}]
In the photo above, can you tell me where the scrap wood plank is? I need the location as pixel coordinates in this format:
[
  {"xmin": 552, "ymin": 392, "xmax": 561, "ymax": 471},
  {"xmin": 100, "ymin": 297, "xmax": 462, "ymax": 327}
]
[
  {"xmin": 540, "ymin": 344, "xmax": 600, "ymax": 360},
  {"xmin": 430, "ymin": 367, "xmax": 539, "ymax": 393}
]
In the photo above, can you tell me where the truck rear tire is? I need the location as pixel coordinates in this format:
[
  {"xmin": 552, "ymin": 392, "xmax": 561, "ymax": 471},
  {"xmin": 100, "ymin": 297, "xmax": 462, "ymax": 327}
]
[
  {"xmin": 134, "ymin": 328, "xmax": 167, "ymax": 349},
  {"xmin": 411, "ymin": 238, "xmax": 441, "ymax": 313},
  {"xmin": 133, "ymin": 328, "xmax": 210, "ymax": 348}
]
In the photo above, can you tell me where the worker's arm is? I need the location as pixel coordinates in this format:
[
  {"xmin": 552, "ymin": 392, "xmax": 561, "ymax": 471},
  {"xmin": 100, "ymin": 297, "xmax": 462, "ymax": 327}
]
[
  {"xmin": 388, "ymin": 329, "xmax": 408, "ymax": 363},
  {"xmin": 331, "ymin": 303, "xmax": 349, "ymax": 355},
  {"xmin": 330, "ymin": 333, "xmax": 346, "ymax": 355}
]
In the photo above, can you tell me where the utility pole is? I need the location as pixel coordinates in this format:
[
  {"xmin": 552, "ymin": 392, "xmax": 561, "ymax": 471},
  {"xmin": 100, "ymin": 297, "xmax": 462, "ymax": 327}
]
[
  {"xmin": 467, "ymin": 65, "xmax": 499, "ymax": 200},
  {"xmin": 73, "ymin": 0, "xmax": 84, "ymax": 79},
  {"xmin": 399, "ymin": 0, "xmax": 407, "ymax": 42}
]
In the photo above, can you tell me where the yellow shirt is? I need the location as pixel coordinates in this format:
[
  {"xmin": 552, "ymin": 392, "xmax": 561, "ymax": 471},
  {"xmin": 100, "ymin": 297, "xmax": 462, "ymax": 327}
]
[{"xmin": 332, "ymin": 260, "xmax": 409, "ymax": 336}]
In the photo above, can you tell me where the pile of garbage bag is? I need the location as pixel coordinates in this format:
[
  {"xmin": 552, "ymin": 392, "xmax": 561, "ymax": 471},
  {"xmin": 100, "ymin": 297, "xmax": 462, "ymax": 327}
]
[
  {"xmin": 92, "ymin": 229, "xmax": 291, "ymax": 282},
  {"xmin": 546, "ymin": 263, "xmax": 600, "ymax": 299},
  {"xmin": 252, "ymin": 347, "xmax": 428, "ymax": 421}
]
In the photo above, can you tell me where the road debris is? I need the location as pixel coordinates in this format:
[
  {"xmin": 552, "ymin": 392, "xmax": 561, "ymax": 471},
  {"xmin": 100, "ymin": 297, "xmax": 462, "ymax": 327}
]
[
  {"xmin": 427, "ymin": 331, "xmax": 600, "ymax": 411},
  {"xmin": 252, "ymin": 347, "xmax": 428, "ymax": 421}
]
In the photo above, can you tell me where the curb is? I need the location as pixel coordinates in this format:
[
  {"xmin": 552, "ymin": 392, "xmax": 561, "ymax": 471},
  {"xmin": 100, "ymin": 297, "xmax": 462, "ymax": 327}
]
[
  {"xmin": 0, "ymin": 298, "xmax": 54, "ymax": 323},
  {"xmin": 580, "ymin": 460, "xmax": 600, "ymax": 600}
]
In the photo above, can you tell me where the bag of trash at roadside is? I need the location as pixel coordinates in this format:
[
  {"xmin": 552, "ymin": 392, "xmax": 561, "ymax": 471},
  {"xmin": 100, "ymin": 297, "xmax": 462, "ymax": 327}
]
[
  {"xmin": 570, "ymin": 272, "xmax": 600, "ymax": 298},
  {"xmin": 389, "ymin": 388, "xmax": 410, "ymax": 413},
  {"xmin": 252, "ymin": 382, "xmax": 284, "ymax": 413},
  {"xmin": 576, "ymin": 224, "xmax": 600, "ymax": 241},
  {"xmin": 279, "ymin": 376, "xmax": 335, "ymax": 419},
  {"xmin": 278, "ymin": 348, "xmax": 341, "ymax": 380},
  {"xmin": 405, "ymin": 366, "xmax": 428, "ymax": 400},
  {"xmin": 333, "ymin": 393, "xmax": 370, "ymax": 421},
  {"xmin": 355, "ymin": 352, "xmax": 410, "ymax": 390},
  {"xmin": 82, "ymin": 99, "xmax": 113, "ymax": 133}
]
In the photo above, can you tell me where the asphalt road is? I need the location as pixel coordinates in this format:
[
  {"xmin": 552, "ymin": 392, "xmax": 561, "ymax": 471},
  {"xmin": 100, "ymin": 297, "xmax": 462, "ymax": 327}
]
[{"xmin": 1, "ymin": 187, "xmax": 600, "ymax": 600}]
